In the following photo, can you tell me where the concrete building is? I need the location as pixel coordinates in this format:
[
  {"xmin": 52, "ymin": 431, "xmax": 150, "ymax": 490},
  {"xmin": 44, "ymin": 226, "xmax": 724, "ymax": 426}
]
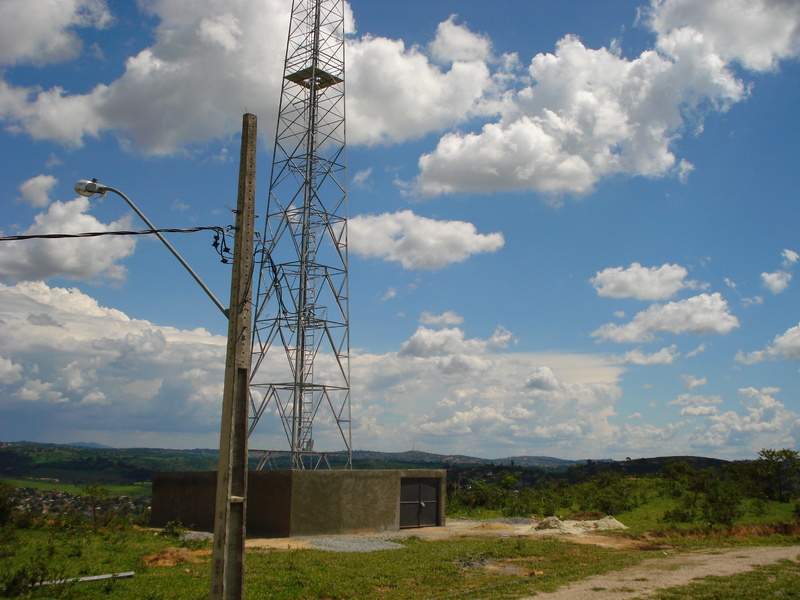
[{"xmin": 151, "ymin": 469, "xmax": 446, "ymax": 537}]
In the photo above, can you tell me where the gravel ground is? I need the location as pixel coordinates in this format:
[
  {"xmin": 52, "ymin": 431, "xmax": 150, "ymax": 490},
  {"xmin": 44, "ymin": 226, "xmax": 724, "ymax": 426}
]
[{"xmin": 304, "ymin": 536, "xmax": 406, "ymax": 552}]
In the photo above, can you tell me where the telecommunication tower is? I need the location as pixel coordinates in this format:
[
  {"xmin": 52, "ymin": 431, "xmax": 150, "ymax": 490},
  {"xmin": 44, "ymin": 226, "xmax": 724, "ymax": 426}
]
[{"xmin": 249, "ymin": 0, "xmax": 350, "ymax": 469}]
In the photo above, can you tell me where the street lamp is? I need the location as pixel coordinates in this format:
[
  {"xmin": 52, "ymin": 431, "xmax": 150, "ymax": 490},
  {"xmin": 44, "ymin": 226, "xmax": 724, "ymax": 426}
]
[
  {"xmin": 76, "ymin": 113, "xmax": 256, "ymax": 600},
  {"xmin": 74, "ymin": 179, "xmax": 228, "ymax": 318}
]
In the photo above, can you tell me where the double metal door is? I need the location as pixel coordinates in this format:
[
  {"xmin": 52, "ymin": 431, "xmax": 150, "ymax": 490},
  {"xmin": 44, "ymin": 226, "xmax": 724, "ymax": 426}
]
[{"xmin": 400, "ymin": 478, "xmax": 439, "ymax": 528}]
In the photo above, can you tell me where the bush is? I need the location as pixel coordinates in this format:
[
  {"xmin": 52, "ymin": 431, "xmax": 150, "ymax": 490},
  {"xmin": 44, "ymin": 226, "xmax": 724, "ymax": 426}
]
[
  {"xmin": 0, "ymin": 480, "xmax": 16, "ymax": 527},
  {"xmin": 0, "ymin": 527, "xmax": 19, "ymax": 560},
  {"xmin": 0, "ymin": 548, "xmax": 62, "ymax": 597},
  {"xmin": 701, "ymin": 481, "xmax": 743, "ymax": 527},
  {"xmin": 663, "ymin": 505, "xmax": 695, "ymax": 524},
  {"xmin": 574, "ymin": 472, "xmax": 643, "ymax": 516},
  {"xmin": 160, "ymin": 520, "xmax": 188, "ymax": 538}
]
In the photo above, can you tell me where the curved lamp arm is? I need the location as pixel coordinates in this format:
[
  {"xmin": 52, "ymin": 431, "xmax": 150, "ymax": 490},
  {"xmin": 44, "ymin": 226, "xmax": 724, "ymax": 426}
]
[{"xmin": 75, "ymin": 179, "xmax": 229, "ymax": 319}]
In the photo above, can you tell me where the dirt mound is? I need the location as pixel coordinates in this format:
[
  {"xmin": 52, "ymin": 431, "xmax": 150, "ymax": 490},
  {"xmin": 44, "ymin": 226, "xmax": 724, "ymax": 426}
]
[
  {"xmin": 594, "ymin": 516, "xmax": 626, "ymax": 530},
  {"xmin": 535, "ymin": 517, "xmax": 566, "ymax": 531},
  {"xmin": 567, "ymin": 516, "xmax": 627, "ymax": 531},
  {"xmin": 144, "ymin": 547, "xmax": 204, "ymax": 567}
]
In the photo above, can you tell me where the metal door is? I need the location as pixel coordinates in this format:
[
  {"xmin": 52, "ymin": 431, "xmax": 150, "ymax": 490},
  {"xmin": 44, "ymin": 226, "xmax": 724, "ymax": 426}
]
[{"xmin": 400, "ymin": 477, "xmax": 439, "ymax": 528}]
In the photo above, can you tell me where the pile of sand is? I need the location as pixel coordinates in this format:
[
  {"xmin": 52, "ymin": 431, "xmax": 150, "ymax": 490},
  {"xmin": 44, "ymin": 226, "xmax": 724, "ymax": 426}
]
[
  {"xmin": 593, "ymin": 516, "xmax": 627, "ymax": 530},
  {"xmin": 143, "ymin": 547, "xmax": 210, "ymax": 567},
  {"xmin": 534, "ymin": 517, "xmax": 567, "ymax": 531},
  {"xmin": 532, "ymin": 516, "xmax": 627, "ymax": 533}
]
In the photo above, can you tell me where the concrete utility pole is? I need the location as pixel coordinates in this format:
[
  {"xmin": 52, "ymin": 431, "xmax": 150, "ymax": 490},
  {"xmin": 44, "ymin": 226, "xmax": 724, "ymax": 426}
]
[{"xmin": 210, "ymin": 113, "xmax": 257, "ymax": 600}]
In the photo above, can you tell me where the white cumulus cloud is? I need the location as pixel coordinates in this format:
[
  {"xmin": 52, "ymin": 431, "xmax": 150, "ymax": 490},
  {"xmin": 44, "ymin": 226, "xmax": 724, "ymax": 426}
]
[
  {"xmin": 681, "ymin": 374, "xmax": 707, "ymax": 390},
  {"xmin": 0, "ymin": 0, "xmax": 290, "ymax": 153},
  {"xmin": 591, "ymin": 262, "xmax": 697, "ymax": 300},
  {"xmin": 399, "ymin": 325, "xmax": 512, "ymax": 358},
  {"xmin": 669, "ymin": 393, "xmax": 723, "ymax": 406},
  {"xmin": 349, "ymin": 210, "xmax": 504, "ymax": 270},
  {"xmin": 736, "ymin": 322, "xmax": 800, "ymax": 364},
  {"xmin": 415, "ymin": 0, "xmax": 800, "ymax": 199},
  {"xmin": 429, "ymin": 15, "xmax": 493, "ymax": 64},
  {"xmin": 592, "ymin": 292, "xmax": 739, "ymax": 343},
  {"xmin": 782, "ymin": 249, "xmax": 799, "ymax": 267},
  {"xmin": 419, "ymin": 311, "xmax": 464, "ymax": 327},
  {"xmin": 16, "ymin": 174, "xmax": 59, "ymax": 208},
  {"xmin": 761, "ymin": 270, "xmax": 792, "ymax": 294},
  {"xmin": 1, "ymin": 0, "xmax": 798, "ymax": 176},
  {"xmin": 525, "ymin": 366, "xmax": 563, "ymax": 392},
  {"xmin": 415, "ymin": 20, "xmax": 746, "ymax": 198},
  {"xmin": 688, "ymin": 387, "xmax": 797, "ymax": 449},
  {"xmin": 759, "ymin": 248, "xmax": 798, "ymax": 294},
  {"xmin": 0, "ymin": 281, "xmax": 228, "ymax": 445},
  {"xmin": 0, "ymin": 355, "xmax": 24, "ymax": 384},
  {"xmin": 347, "ymin": 32, "xmax": 494, "ymax": 146},
  {"xmin": 647, "ymin": 0, "xmax": 800, "ymax": 72},
  {"xmin": 0, "ymin": 0, "xmax": 112, "ymax": 66},
  {"xmin": 609, "ymin": 345, "xmax": 679, "ymax": 365},
  {"xmin": 0, "ymin": 196, "xmax": 136, "ymax": 282}
]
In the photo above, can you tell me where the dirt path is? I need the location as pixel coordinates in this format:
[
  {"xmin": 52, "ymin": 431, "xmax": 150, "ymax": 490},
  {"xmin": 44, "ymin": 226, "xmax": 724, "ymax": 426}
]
[{"xmin": 518, "ymin": 545, "xmax": 800, "ymax": 600}]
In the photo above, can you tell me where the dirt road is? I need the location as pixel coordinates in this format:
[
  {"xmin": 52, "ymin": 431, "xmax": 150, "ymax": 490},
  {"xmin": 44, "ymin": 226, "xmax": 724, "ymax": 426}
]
[{"xmin": 519, "ymin": 545, "xmax": 800, "ymax": 600}]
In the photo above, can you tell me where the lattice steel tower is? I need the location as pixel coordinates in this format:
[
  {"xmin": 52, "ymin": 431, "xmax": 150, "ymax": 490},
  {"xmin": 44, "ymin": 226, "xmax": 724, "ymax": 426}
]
[{"xmin": 249, "ymin": 0, "xmax": 350, "ymax": 469}]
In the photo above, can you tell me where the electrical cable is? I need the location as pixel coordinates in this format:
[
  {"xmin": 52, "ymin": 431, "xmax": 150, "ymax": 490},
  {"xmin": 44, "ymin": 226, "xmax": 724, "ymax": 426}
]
[
  {"xmin": 0, "ymin": 225, "xmax": 235, "ymax": 262},
  {"xmin": 0, "ymin": 225, "xmax": 231, "ymax": 242},
  {"xmin": 252, "ymin": 236, "xmax": 289, "ymax": 317}
]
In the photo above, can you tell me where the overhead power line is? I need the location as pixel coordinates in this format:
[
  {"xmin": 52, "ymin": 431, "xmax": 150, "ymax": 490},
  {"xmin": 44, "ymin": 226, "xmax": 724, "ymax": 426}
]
[
  {"xmin": 0, "ymin": 225, "xmax": 236, "ymax": 263},
  {"xmin": 0, "ymin": 225, "xmax": 232, "ymax": 242}
]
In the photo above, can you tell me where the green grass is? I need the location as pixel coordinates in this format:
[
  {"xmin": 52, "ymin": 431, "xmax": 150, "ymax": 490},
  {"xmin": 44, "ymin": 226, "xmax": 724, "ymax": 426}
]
[
  {"xmin": 245, "ymin": 537, "xmax": 643, "ymax": 600},
  {"xmin": 1, "ymin": 526, "xmax": 646, "ymax": 600},
  {"xmin": 612, "ymin": 495, "xmax": 674, "ymax": 534},
  {"xmin": 2, "ymin": 511, "xmax": 799, "ymax": 599},
  {"xmin": 3, "ymin": 478, "xmax": 151, "ymax": 499}
]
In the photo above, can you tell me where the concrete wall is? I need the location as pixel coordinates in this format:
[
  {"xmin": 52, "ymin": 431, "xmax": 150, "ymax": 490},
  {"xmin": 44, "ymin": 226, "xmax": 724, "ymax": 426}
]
[
  {"xmin": 151, "ymin": 469, "xmax": 446, "ymax": 537},
  {"xmin": 151, "ymin": 471, "xmax": 217, "ymax": 532}
]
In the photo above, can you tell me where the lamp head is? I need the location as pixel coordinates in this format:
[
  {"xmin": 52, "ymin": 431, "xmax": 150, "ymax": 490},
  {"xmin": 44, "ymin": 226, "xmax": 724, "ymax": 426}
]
[{"xmin": 74, "ymin": 178, "xmax": 106, "ymax": 197}]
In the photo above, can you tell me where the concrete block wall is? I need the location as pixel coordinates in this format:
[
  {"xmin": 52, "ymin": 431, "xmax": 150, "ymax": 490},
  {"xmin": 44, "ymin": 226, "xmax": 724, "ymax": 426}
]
[{"xmin": 151, "ymin": 469, "xmax": 446, "ymax": 537}]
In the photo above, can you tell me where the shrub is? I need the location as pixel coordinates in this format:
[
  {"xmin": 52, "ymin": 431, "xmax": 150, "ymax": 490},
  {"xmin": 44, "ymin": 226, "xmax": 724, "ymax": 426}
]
[
  {"xmin": 160, "ymin": 520, "xmax": 188, "ymax": 538},
  {"xmin": 0, "ymin": 480, "xmax": 15, "ymax": 527},
  {"xmin": 701, "ymin": 481, "xmax": 743, "ymax": 527}
]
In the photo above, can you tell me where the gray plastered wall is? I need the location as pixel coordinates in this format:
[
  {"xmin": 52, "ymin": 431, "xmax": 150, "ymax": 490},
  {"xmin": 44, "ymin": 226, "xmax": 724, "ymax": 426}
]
[{"xmin": 151, "ymin": 469, "xmax": 446, "ymax": 537}]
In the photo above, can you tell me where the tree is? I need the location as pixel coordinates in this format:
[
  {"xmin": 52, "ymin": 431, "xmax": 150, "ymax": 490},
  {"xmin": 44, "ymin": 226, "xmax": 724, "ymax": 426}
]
[
  {"xmin": 80, "ymin": 483, "xmax": 109, "ymax": 531},
  {"xmin": 701, "ymin": 480, "xmax": 743, "ymax": 527},
  {"xmin": 496, "ymin": 470, "xmax": 519, "ymax": 491},
  {"xmin": 0, "ymin": 479, "xmax": 16, "ymax": 526},
  {"xmin": 755, "ymin": 448, "xmax": 800, "ymax": 502}
]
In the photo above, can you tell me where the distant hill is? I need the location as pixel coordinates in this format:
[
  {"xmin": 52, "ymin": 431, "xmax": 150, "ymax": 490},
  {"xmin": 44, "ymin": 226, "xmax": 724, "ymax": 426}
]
[
  {"xmin": 565, "ymin": 455, "xmax": 735, "ymax": 479},
  {"xmin": 1, "ymin": 441, "xmax": 738, "ymax": 488},
  {"xmin": 0, "ymin": 442, "xmax": 219, "ymax": 485},
  {"xmin": 351, "ymin": 450, "xmax": 578, "ymax": 470},
  {"xmin": 67, "ymin": 442, "xmax": 113, "ymax": 449}
]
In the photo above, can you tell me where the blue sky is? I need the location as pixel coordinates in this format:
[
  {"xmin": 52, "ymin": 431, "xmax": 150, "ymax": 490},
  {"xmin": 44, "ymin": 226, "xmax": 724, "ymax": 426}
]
[{"xmin": 1, "ymin": 0, "xmax": 798, "ymax": 460}]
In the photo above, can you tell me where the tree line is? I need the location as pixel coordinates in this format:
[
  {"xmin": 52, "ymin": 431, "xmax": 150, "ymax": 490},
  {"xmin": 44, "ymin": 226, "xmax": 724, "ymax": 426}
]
[{"xmin": 446, "ymin": 448, "xmax": 800, "ymax": 527}]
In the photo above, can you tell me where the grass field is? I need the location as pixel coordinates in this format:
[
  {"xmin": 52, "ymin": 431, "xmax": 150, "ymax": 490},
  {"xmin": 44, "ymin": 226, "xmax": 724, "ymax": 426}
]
[
  {"xmin": 2, "ymin": 527, "xmax": 649, "ymax": 599},
  {"xmin": 4, "ymin": 478, "xmax": 152, "ymax": 499},
  {"xmin": 2, "ymin": 523, "xmax": 799, "ymax": 600}
]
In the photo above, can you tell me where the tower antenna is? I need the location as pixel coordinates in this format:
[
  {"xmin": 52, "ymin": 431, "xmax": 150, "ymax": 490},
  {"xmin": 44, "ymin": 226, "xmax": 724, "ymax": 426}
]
[{"xmin": 249, "ymin": 0, "xmax": 350, "ymax": 470}]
